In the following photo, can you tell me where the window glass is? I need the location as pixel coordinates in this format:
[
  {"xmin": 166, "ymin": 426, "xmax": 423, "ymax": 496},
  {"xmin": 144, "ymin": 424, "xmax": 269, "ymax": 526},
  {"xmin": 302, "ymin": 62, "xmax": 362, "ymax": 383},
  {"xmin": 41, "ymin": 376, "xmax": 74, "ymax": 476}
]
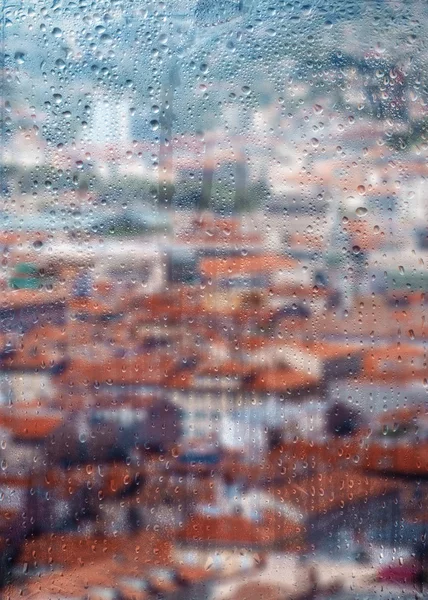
[{"xmin": 1, "ymin": 0, "xmax": 428, "ymax": 598}]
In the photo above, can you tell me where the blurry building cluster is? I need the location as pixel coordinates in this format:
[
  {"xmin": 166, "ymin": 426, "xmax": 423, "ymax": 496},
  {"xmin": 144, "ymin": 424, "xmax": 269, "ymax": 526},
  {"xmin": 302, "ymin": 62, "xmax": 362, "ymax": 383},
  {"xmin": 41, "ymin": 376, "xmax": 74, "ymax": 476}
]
[
  {"xmin": 1, "ymin": 1, "xmax": 428, "ymax": 596},
  {"xmin": 0, "ymin": 195, "xmax": 426, "ymax": 599}
]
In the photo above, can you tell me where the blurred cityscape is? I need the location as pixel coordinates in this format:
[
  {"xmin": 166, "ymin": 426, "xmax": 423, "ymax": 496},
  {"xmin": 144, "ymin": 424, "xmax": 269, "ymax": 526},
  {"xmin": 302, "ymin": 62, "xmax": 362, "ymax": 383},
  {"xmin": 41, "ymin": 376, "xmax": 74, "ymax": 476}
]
[{"xmin": 1, "ymin": 0, "xmax": 428, "ymax": 598}]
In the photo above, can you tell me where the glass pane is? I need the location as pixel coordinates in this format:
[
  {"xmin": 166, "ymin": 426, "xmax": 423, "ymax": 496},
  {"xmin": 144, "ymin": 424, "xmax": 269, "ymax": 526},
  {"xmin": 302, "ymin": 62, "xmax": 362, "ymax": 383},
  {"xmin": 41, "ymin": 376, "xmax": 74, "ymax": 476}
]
[{"xmin": 1, "ymin": 0, "xmax": 427, "ymax": 598}]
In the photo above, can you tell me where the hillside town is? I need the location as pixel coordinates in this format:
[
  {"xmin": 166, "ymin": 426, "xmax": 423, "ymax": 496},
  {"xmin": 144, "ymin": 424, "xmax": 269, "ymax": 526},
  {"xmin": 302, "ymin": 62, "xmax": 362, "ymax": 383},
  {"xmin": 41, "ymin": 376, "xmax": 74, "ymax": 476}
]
[
  {"xmin": 0, "ymin": 197, "xmax": 426, "ymax": 599},
  {"xmin": 1, "ymin": 0, "xmax": 428, "ymax": 598}
]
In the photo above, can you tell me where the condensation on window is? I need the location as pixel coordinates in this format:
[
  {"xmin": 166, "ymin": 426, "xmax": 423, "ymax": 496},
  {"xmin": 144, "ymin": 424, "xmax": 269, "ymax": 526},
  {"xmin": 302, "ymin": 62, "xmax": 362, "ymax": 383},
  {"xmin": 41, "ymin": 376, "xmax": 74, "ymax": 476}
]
[{"xmin": 0, "ymin": 0, "xmax": 427, "ymax": 598}]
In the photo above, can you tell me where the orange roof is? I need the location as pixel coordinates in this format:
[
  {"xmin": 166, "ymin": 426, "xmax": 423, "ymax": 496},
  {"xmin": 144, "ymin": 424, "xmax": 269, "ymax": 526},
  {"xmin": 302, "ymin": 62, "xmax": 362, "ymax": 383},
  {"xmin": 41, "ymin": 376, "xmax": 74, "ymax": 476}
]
[
  {"xmin": 197, "ymin": 360, "xmax": 254, "ymax": 378},
  {"xmin": 179, "ymin": 214, "xmax": 261, "ymax": 246},
  {"xmin": 270, "ymin": 469, "xmax": 396, "ymax": 516},
  {"xmin": 364, "ymin": 343, "xmax": 426, "ymax": 361},
  {"xmin": 92, "ymin": 280, "xmax": 113, "ymax": 294},
  {"xmin": 117, "ymin": 583, "xmax": 149, "ymax": 600},
  {"xmin": 376, "ymin": 406, "xmax": 424, "ymax": 425},
  {"xmin": 69, "ymin": 297, "xmax": 114, "ymax": 316},
  {"xmin": 192, "ymin": 214, "xmax": 240, "ymax": 229},
  {"xmin": 290, "ymin": 231, "xmax": 324, "ymax": 250},
  {"xmin": 0, "ymin": 289, "xmax": 66, "ymax": 309},
  {"xmin": 139, "ymin": 474, "xmax": 216, "ymax": 506},
  {"xmin": 25, "ymin": 324, "xmax": 66, "ymax": 342},
  {"xmin": 177, "ymin": 513, "xmax": 302, "ymax": 547},
  {"xmin": 227, "ymin": 581, "xmax": 288, "ymax": 600},
  {"xmin": 363, "ymin": 344, "xmax": 427, "ymax": 381},
  {"xmin": 6, "ymin": 550, "xmax": 173, "ymax": 600},
  {"xmin": 18, "ymin": 530, "xmax": 172, "ymax": 568},
  {"xmin": 200, "ymin": 255, "xmax": 296, "ymax": 279},
  {"xmin": 44, "ymin": 463, "xmax": 141, "ymax": 498},
  {"xmin": 0, "ymin": 232, "xmax": 21, "ymax": 245},
  {"xmin": 268, "ymin": 283, "xmax": 329, "ymax": 299},
  {"xmin": 65, "ymin": 354, "xmax": 177, "ymax": 385},
  {"xmin": 266, "ymin": 436, "xmax": 377, "ymax": 481},
  {"xmin": 0, "ymin": 411, "xmax": 63, "ymax": 439},
  {"xmin": 250, "ymin": 369, "xmax": 319, "ymax": 392},
  {"xmin": 296, "ymin": 340, "xmax": 362, "ymax": 360},
  {"xmin": 0, "ymin": 508, "xmax": 21, "ymax": 524},
  {"xmin": 343, "ymin": 218, "xmax": 386, "ymax": 251},
  {"xmin": 360, "ymin": 439, "xmax": 428, "ymax": 476}
]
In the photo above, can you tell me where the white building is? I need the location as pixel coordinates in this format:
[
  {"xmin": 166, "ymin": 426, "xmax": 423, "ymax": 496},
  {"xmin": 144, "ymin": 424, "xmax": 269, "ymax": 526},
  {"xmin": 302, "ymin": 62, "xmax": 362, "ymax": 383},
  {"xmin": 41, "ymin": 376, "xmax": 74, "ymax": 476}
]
[{"xmin": 86, "ymin": 93, "xmax": 131, "ymax": 147}]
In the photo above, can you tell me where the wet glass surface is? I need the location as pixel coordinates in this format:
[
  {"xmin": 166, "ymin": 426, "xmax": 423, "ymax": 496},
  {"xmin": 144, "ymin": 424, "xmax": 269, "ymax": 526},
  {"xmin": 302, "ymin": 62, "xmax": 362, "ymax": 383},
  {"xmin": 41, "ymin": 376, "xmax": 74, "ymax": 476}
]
[{"xmin": 1, "ymin": 0, "xmax": 428, "ymax": 598}]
